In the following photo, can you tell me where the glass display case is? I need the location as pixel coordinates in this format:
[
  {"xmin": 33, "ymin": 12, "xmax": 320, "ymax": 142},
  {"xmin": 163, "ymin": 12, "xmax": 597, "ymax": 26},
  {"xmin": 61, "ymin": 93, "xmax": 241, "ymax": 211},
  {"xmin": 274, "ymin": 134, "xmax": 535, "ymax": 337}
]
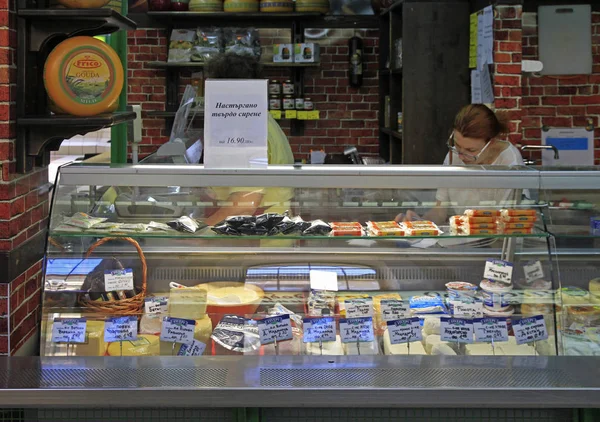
[{"xmin": 41, "ymin": 164, "xmax": 574, "ymax": 359}]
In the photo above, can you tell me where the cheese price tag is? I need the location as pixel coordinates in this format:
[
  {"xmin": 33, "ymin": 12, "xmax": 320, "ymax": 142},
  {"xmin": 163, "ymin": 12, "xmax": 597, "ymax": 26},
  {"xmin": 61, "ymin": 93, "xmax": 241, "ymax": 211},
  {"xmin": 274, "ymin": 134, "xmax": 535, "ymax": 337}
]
[
  {"xmin": 258, "ymin": 315, "xmax": 293, "ymax": 345},
  {"xmin": 380, "ymin": 299, "xmax": 410, "ymax": 321},
  {"xmin": 104, "ymin": 316, "xmax": 138, "ymax": 343},
  {"xmin": 307, "ymin": 110, "xmax": 320, "ymax": 120},
  {"xmin": 303, "ymin": 317, "xmax": 336, "ymax": 343},
  {"xmin": 178, "ymin": 339, "xmax": 207, "ymax": 356},
  {"xmin": 345, "ymin": 298, "xmax": 373, "ymax": 318},
  {"xmin": 451, "ymin": 300, "xmax": 484, "ymax": 319},
  {"xmin": 104, "ymin": 268, "xmax": 134, "ymax": 291},
  {"xmin": 285, "ymin": 110, "xmax": 297, "ymax": 119},
  {"xmin": 160, "ymin": 317, "xmax": 195, "ymax": 345},
  {"xmin": 339, "ymin": 317, "xmax": 374, "ymax": 343},
  {"xmin": 386, "ymin": 317, "xmax": 422, "ymax": 345},
  {"xmin": 513, "ymin": 315, "xmax": 548, "ymax": 345},
  {"xmin": 473, "ymin": 317, "xmax": 509, "ymax": 342},
  {"xmin": 524, "ymin": 260, "xmax": 544, "ymax": 283},
  {"xmin": 52, "ymin": 318, "xmax": 87, "ymax": 343},
  {"xmin": 440, "ymin": 317, "xmax": 474, "ymax": 344},
  {"xmin": 269, "ymin": 110, "xmax": 281, "ymax": 119},
  {"xmin": 309, "ymin": 270, "xmax": 339, "ymax": 291},
  {"xmin": 296, "ymin": 111, "xmax": 308, "ymax": 120},
  {"xmin": 144, "ymin": 296, "xmax": 168, "ymax": 315},
  {"xmin": 483, "ymin": 259, "xmax": 513, "ymax": 283}
]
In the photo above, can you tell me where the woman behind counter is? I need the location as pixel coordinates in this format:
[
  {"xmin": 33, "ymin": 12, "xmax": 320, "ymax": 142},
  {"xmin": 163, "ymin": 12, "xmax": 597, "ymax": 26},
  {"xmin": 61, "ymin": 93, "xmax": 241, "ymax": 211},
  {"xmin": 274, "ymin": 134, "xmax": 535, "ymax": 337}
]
[{"xmin": 397, "ymin": 104, "xmax": 525, "ymax": 224}]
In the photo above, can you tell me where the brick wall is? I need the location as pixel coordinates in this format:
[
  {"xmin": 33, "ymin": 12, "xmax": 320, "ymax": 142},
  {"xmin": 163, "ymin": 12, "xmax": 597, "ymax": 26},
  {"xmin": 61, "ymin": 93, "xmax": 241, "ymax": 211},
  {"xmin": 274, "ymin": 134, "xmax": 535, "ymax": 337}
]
[
  {"xmin": 521, "ymin": 11, "xmax": 600, "ymax": 164},
  {"xmin": 127, "ymin": 27, "xmax": 380, "ymax": 161},
  {"xmin": 0, "ymin": 0, "xmax": 47, "ymax": 355}
]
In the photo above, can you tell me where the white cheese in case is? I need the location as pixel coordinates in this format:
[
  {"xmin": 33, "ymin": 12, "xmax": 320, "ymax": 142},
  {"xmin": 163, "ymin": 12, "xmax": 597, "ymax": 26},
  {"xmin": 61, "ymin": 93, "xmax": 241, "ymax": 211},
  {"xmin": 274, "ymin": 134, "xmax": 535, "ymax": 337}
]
[
  {"xmin": 465, "ymin": 337, "xmax": 536, "ymax": 356},
  {"xmin": 425, "ymin": 334, "xmax": 456, "ymax": 354},
  {"xmin": 430, "ymin": 343, "xmax": 457, "ymax": 355},
  {"xmin": 343, "ymin": 339, "xmax": 380, "ymax": 356},
  {"xmin": 305, "ymin": 335, "xmax": 344, "ymax": 355},
  {"xmin": 383, "ymin": 330, "xmax": 427, "ymax": 355}
]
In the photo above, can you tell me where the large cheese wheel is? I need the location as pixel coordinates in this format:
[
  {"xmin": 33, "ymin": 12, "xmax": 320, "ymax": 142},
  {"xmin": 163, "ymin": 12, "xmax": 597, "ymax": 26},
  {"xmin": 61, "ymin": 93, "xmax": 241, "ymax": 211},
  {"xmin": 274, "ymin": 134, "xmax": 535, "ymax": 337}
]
[{"xmin": 44, "ymin": 36, "xmax": 124, "ymax": 117}]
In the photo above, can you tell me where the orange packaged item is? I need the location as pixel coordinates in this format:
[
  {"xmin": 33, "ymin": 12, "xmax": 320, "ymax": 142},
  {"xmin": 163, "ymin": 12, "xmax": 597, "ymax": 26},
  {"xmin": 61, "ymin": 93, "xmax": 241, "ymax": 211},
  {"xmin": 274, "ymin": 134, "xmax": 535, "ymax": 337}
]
[
  {"xmin": 462, "ymin": 228, "xmax": 496, "ymax": 235},
  {"xmin": 367, "ymin": 221, "xmax": 405, "ymax": 236},
  {"xmin": 501, "ymin": 222, "xmax": 535, "ymax": 230},
  {"xmin": 500, "ymin": 209, "xmax": 537, "ymax": 218},
  {"xmin": 404, "ymin": 220, "xmax": 436, "ymax": 228},
  {"xmin": 502, "ymin": 228, "xmax": 534, "ymax": 235},
  {"xmin": 501, "ymin": 215, "xmax": 537, "ymax": 223},
  {"xmin": 464, "ymin": 209, "xmax": 500, "ymax": 217},
  {"xmin": 405, "ymin": 227, "xmax": 441, "ymax": 236},
  {"xmin": 330, "ymin": 222, "xmax": 362, "ymax": 229},
  {"xmin": 331, "ymin": 227, "xmax": 363, "ymax": 237}
]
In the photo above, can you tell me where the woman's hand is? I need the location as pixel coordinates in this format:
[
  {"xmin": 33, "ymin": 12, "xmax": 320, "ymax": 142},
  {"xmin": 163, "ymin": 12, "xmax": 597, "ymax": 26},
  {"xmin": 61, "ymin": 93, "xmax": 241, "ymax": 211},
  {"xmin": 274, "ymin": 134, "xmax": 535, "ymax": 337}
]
[{"xmin": 394, "ymin": 210, "xmax": 421, "ymax": 223}]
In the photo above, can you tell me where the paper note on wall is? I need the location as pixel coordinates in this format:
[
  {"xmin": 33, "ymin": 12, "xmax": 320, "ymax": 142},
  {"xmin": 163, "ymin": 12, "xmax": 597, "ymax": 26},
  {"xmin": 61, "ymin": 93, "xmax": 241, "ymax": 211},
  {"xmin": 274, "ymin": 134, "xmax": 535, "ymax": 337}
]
[
  {"xmin": 483, "ymin": 6, "xmax": 494, "ymax": 66},
  {"xmin": 477, "ymin": 11, "xmax": 484, "ymax": 70},
  {"xmin": 471, "ymin": 70, "xmax": 482, "ymax": 104},
  {"xmin": 469, "ymin": 13, "xmax": 478, "ymax": 68},
  {"xmin": 480, "ymin": 65, "xmax": 495, "ymax": 104}
]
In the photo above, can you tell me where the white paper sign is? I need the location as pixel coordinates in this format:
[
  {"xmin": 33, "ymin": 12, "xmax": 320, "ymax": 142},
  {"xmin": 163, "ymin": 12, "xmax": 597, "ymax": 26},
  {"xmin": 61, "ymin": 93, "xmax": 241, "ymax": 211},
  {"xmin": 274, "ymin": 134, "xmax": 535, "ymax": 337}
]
[
  {"xmin": 178, "ymin": 339, "xmax": 207, "ymax": 356},
  {"xmin": 204, "ymin": 79, "xmax": 268, "ymax": 169},
  {"xmin": 451, "ymin": 300, "xmax": 484, "ymax": 319},
  {"xmin": 524, "ymin": 261, "xmax": 544, "ymax": 282},
  {"xmin": 309, "ymin": 270, "xmax": 339, "ymax": 291},
  {"xmin": 160, "ymin": 317, "xmax": 195, "ymax": 345},
  {"xmin": 339, "ymin": 317, "xmax": 374, "ymax": 343},
  {"xmin": 52, "ymin": 318, "xmax": 87, "ymax": 343},
  {"xmin": 480, "ymin": 64, "xmax": 495, "ymax": 104},
  {"xmin": 303, "ymin": 317, "xmax": 336, "ymax": 343},
  {"xmin": 104, "ymin": 268, "xmax": 134, "ymax": 291},
  {"xmin": 471, "ymin": 69, "xmax": 483, "ymax": 104},
  {"xmin": 473, "ymin": 317, "xmax": 509, "ymax": 342},
  {"xmin": 483, "ymin": 259, "xmax": 513, "ymax": 283},
  {"xmin": 144, "ymin": 296, "xmax": 168, "ymax": 315},
  {"xmin": 440, "ymin": 317, "xmax": 474, "ymax": 344},
  {"xmin": 345, "ymin": 298, "xmax": 373, "ymax": 318},
  {"xmin": 513, "ymin": 315, "xmax": 549, "ymax": 345},
  {"xmin": 386, "ymin": 317, "xmax": 422, "ymax": 345},
  {"xmin": 380, "ymin": 299, "xmax": 410, "ymax": 321},
  {"xmin": 482, "ymin": 5, "xmax": 494, "ymax": 66},
  {"xmin": 104, "ymin": 316, "xmax": 138, "ymax": 343},
  {"xmin": 258, "ymin": 315, "xmax": 293, "ymax": 345},
  {"xmin": 542, "ymin": 128, "xmax": 594, "ymax": 166}
]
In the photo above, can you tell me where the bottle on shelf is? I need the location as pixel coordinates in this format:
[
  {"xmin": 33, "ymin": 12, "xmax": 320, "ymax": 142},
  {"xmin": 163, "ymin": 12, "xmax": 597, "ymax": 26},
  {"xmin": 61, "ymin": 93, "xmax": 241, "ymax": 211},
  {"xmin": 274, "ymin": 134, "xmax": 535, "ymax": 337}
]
[{"xmin": 349, "ymin": 32, "xmax": 363, "ymax": 88}]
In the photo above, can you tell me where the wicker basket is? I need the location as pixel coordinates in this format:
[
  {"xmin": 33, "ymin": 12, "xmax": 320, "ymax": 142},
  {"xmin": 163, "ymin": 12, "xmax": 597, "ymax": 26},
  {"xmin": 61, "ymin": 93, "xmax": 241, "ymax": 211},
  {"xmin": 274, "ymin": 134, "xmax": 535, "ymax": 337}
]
[{"xmin": 79, "ymin": 237, "xmax": 147, "ymax": 316}]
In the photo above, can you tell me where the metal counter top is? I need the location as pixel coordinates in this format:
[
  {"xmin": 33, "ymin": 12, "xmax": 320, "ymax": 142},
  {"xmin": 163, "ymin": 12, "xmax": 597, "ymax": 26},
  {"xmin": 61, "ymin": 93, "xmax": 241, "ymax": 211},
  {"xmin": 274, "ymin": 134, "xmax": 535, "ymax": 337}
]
[{"xmin": 1, "ymin": 356, "xmax": 599, "ymax": 408}]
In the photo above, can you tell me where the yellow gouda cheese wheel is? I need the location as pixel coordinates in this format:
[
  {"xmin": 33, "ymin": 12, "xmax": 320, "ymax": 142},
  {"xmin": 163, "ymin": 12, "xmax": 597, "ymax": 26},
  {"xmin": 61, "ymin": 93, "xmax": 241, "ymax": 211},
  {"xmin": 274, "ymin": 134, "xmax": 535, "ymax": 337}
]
[{"xmin": 44, "ymin": 36, "xmax": 124, "ymax": 117}]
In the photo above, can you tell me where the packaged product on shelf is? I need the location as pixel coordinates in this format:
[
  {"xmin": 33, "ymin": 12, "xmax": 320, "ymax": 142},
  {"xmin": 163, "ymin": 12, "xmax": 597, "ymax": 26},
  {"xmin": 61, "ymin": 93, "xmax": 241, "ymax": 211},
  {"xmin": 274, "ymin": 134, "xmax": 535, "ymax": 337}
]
[
  {"xmin": 224, "ymin": 28, "xmax": 261, "ymax": 59},
  {"xmin": 268, "ymin": 80, "xmax": 281, "ymax": 95},
  {"xmin": 168, "ymin": 29, "xmax": 196, "ymax": 63},
  {"xmin": 307, "ymin": 290, "xmax": 336, "ymax": 316},
  {"xmin": 191, "ymin": 28, "xmax": 222, "ymax": 63},
  {"xmin": 295, "ymin": 98, "xmax": 304, "ymax": 110},
  {"xmin": 409, "ymin": 295, "xmax": 447, "ymax": 315},
  {"xmin": 401, "ymin": 220, "xmax": 442, "ymax": 236},
  {"xmin": 107, "ymin": 334, "xmax": 160, "ymax": 356},
  {"xmin": 303, "ymin": 98, "xmax": 314, "ymax": 111},
  {"xmin": 305, "ymin": 335, "xmax": 343, "ymax": 355},
  {"xmin": 560, "ymin": 286, "xmax": 590, "ymax": 305},
  {"xmin": 445, "ymin": 281, "xmax": 478, "ymax": 298},
  {"xmin": 167, "ymin": 216, "xmax": 205, "ymax": 233},
  {"xmin": 330, "ymin": 222, "xmax": 363, "ymax": 237},
  {"xmin": 211, "ymin": 315, "xmax": 261, "ymax": 354},
  {"xmin": 269, "ymin": 95, "xmax": 282, "ymax": 111},
  {"xmin": 109, "ymin": 223, "xmax": 146, "ymax": 233},
  {"xmin": 282, "ymin": 80, "xmax": 294, "ymax": 95},
  {"xmin": 147, "ymin": 221, "xmax": 175, "ymax": 232},
  {"xmin": 294, "ymin": 43, "xmax": 320, "ymax": 63},
  {"xmin": 282, "ymin": 95, "xmax": 295, "ymax": 110},
  {"xmin": 500, "ymin": 228, "xmax": 534, "ymax": 235},
  {"xmin": 343, "ymin": 339, "xmax": 380, "ymax": 355},
  {"xmin": 499, "ymin": 215, "xmax": 537, "ymax": 223},
  {"xmin": 464, "ymin": 209, "xmax": 501, "ymax": 218},
  {"xmin": 366, "ymin": 221, "xmax": 404, "ymax": 236},
  {"xmin": 500, "ymin": 209, "xmax": 537, "ymax": 218},
  {"xmin": 272, "ymin": 44, "xmax": 293, "ymax": 63},
  {"xmin": 63, "ymin": 212, "xmax": 107, "ymax": 229},
  {"xmin": 384, "ymin": 330, "xmax": 427, "ymax": 355},
  {"xmin": 302, "ymin": 220, "xmax": 332, "ymax": 236},
  {"xmin": 53, "ymin": 223, "xmax": 83, "ymax": 232}
]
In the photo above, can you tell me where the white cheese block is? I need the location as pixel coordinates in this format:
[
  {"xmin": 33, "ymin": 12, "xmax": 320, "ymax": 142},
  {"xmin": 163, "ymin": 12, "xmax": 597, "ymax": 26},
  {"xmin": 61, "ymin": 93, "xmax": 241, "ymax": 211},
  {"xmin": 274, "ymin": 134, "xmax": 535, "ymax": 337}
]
[
  {"xmin": 343, "ymin": 339, "xmax": 380, "ymax": 355},
  {"xmin": 305, "ymin": 335, "xmax": 343, "ymax": 355},
  {"xmin": 424, "ymin": 334, "xmax": 455, "ymax": 354},
  {"xmin": 430, "ymin": 343, "xmax": 457, "ymax": 355},
  {"xmin": 423, "ymin": 317, "xmax": 441, "ymax": 335},
  {"xmin": 498, "ymin": 344, "xmax": 537, "ymax": 356},
  {"xmin": 140, "ymin": 313, "xmax": 165, "ymax": 335},
  {"xmin": 383, "ymin": 330, "xmax": 426, "ymax": 355},
  {"xmin": 465, "ymin": 343, "xmax": 496, "ymax": 355}
]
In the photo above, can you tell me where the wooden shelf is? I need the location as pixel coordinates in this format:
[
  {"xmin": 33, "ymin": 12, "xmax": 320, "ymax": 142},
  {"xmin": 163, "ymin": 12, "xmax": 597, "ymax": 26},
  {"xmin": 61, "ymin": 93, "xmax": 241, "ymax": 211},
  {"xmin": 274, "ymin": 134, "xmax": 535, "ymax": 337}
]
[
  {"xmin": 129, "ymin": 12, "xmax": 379, "ymax": 29},
  {"xmin": 147, "ymin": 61, "xmax": 320, "ymax": 69},
  {"xmin": 380, "ymin": 127, "xmax": 402, "ymax": 139}
]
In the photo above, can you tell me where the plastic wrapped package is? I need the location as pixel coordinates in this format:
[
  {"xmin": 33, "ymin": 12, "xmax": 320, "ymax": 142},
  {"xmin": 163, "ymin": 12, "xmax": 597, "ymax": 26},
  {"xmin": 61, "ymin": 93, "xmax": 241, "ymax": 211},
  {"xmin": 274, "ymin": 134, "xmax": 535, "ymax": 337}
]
[
  {"xmin": 500, "ymin": 209, "xmax": 537, "ymax": 218},
  {"xmin": 302, "ymin": 220, "xmax": 332, "ymax": 236},
  {"xmin": 167, "ymin": 216, "xmax": 205, "ymax": 233},
  {"xmin": 330, "ymin": 222, "xmax": 363, "ymax": 237},
  {"xmin": 223, "ymin": 28, "xmax": 261, "ymax": 58},
  {"xmin": 307, "ymin": 290, "xmax": 336, "ymax": 316},
  {"xmin": 464, "ymin": 209, "xmax": 500, "ymax": 218},
  {"xmin": 63, "ymin": 212, "xmax": 107, "ymax": 229},
  {"xmin": 499, "ymin": 215, "xmax": 537, "ymax": 223},
  {"xmin": 210, "ymin": 315, "xmax": 260, "ymax": 354},
  {"xmin": 410, "ymin": 295, "xmax": 447, "ymax": 315},
  {"xmin": 168, "ymin": 29, "xmax": 196, "ymax": 63},
  {"xmin": 366, "ymin": 221, "xmax": 404, "ymax": 236},
  {"xmin": 191, "ymin": 28, "xmax": 222, "ymax": 62}
]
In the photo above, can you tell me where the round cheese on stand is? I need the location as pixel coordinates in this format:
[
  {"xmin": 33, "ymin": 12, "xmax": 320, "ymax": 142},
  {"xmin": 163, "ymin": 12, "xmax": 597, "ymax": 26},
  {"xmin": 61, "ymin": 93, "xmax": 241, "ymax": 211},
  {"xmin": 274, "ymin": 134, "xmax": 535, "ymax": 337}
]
[{"xmin": 44, "ymin": 36, "xmax": 124, "ymax": 117}]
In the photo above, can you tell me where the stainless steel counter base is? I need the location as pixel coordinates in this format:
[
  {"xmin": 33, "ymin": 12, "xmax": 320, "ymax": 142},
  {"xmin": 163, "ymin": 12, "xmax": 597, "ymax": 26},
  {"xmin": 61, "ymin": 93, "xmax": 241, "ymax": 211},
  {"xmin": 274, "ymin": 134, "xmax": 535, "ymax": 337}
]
[{"xmin": 1, "ymin": 356, "xmax": 600, "ymax": 408}]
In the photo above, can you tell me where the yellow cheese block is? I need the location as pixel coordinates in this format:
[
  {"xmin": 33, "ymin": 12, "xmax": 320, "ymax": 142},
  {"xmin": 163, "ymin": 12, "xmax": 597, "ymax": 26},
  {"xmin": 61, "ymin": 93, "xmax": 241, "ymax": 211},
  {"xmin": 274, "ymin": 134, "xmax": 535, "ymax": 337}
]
[
  {"xmin": 159, "ymin": 315, "xmax": 212, "ymax": 355},
  {"xmin": 107, "ymin": 334, "xmax": 160, "ymax": 356},
  {"xmin": 44, "ymin": 36, "xmax": 124, "ymax": 117},
  {"xmin": 67, "ymin": 320, "xmax": 107, "ymax": 356}
]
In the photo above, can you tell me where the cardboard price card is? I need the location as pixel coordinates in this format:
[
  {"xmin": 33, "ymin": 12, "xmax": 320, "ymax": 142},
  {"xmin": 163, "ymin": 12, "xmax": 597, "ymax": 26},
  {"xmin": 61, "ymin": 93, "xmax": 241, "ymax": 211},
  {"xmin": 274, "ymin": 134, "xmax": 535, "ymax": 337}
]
[
  {"xmin": 309, "ymin": 270, "xmax": 339, "ymax": 291},
  {"xmin": 386, "ymin": 317, "xmax": 422, "ymax": 345},
  {"xmin": 380, "ymin": 300, "xmax": 410, "ymax": 321},
  {"xmin": 144, "ymin": 296, "xmax": 168, "ymax": 315},
  {"xmin": 303, "ymin": 317, "xmax": 336, "ymax": 343},
  {"xmin": 451, "ymin": 300, "xmax": 484, "ymax": 319},
  {"xmin": 339, "ymin": 317, "xmax": 374, "ymax": 343},
  {"xmin": 483, "ymin": 259, "xmax": 513, "ymax": 283},
  {"xmin": 104, "ymin": 316, "xmax": 138, "ymax": 343},
  {"xmin": 344, "ymin": 298, "xmax": 374, "ymax": 318},
  {"xmin": 258, "ymin": 315, "xmax": 293, "ymax": 345},
  {"xmin": 52, "ymin": 318, "xmax": 87, "ymax": 343},
  {"xmin": 440, "ymin": 317, "xmax": 474, "ymax": 344},
  {"xmin": 524, "ymin": 261, "xmax": 544, "ymax": 283},
  {"xmin": 178, "ymin": 339, "xmax": 207, "ymax": 356},
  {"xmin": 513, "ymin": 315, "xmax": 549, "ymax": 345},
  {"xmin": 473, "ymin": 317, "xmax": 509, "ymax": 342},
  {"xmin": 104, "ymin": 268, "xmax": 134, "ymax": 291},
  {"xmin": 160, "ymin": 317, "xmax": 195, "ymax": 345}
]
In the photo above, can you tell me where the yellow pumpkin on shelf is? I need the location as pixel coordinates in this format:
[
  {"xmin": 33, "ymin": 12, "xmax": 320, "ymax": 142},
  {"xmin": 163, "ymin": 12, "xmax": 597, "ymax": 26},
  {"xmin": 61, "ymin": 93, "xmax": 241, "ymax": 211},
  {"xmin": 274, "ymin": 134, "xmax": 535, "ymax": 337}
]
[
  {"xmin": 223, "ymin": 0, "xmax": 259, "ymax": 12},
  {"xmin": 57, "ymin": 0, "xmax": 111, "ymax": 8},
  {"xmin": 295, "ymin": 0, "xmax": 329, "ymax": 13},
  {"xmin": 260, "ymin": 0, "xmax": 293, "ymax": 12}
]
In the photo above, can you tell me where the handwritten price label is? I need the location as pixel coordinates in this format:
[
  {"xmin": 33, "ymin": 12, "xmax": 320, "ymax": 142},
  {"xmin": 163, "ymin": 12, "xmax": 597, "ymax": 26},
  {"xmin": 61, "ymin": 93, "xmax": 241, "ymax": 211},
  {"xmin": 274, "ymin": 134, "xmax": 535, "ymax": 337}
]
[
  {"xmin": 483, "ymin": 259, "xmax": 513, "ymax": 283},
  {"xmin": 524, "ymin": 261, "xmax": 544, "ymax": 283},
  {"xmin": 303, "ymin": 317, "xmax": 336, "ymax": 343},
  {"xmin": 104, "ymin": 316, "xmax": 138, "ymax": 343},
  {"xmin": 386, "ymin": 317, "xmax": 422, "ymax": 345},
  {"xmin": 473, "ymin": 317, "xmax": 508, "ymax": 342},
  {"xmin": 104, "ymin": 268, "xmax": 134, "ymax": 291},
  {"xmin": 440, "ymin": 317, "xmax": 474, "ymax": 344},
  {"xmin": 258, "ymin": 315, "xmax": 293, "ymax": 345},
  {"xmin": 340, "ymin": 317, "xmax": 374, "ymax": 343},
  {"xmin": 380, "ymin": 300, "xmax": 410, "ymax": 321},
  {"xmin": 451, "ymin": 300, "xmax": 484, "ymax": 319},
  {"xmin": 345, "ymin": 298, "xmax": 373, "ymax": 318},
  {"xmin": 144, "ymin": 296, "xmax": 168, "ymax": 314},
  {"xmin": 160, "ymin": 317, "xmax": 195, "ymax": 345},
  {"xmin": 52, "ymin": 318, "xmax": 87, "ymax": 343},
  {"xmin": 178, "ymin": 339, "xmax": 207, "ymax": 356},
  {"xmin": 513, "ymin": 315, "xmax": 548, "ymax": 345}
]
